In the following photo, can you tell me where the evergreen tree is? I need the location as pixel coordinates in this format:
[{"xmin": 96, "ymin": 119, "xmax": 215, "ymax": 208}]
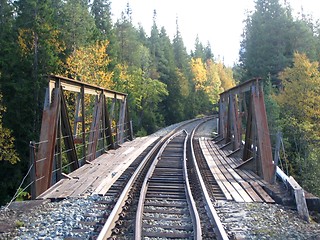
[
  {"xmin": 0, "ymin": 92, "xmax": 20, "ymax": 204},
  {"xmin": 91, "ymin": 0, "xmax": 112, "ymax": 36},
  {"xmin": 0, "ymin": 0, "xmax": 15, "ymax": 85},
  {"xmin": 192, "ymin": 35, "xmax": 206, "ymax": 61},
  {"xmin": 239, "ymin": 0, "xmax": 293, "ymax": 83},
  {"xmin": 204, "ymin": 42, "xmax": 214, "ymax": 62},
  {"xmin": 171, "ymin": 18, "xmax": 192, "ymax": 120},
  {"xmin": 61, "ymin": 0, "xmax": 97, "ymax": 53},
  {"xmin": 114, "ymin": 11, "xmax": 140, "ymax": 65},
  {"xmin": 91, "ymin": 0, "xmax": 117, "ymax": 69},
  {"xmin": 0, "ymin": 93, "xmax": 19, "ymax": 164}
]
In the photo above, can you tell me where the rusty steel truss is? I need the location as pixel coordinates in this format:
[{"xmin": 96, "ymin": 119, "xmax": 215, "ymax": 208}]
[
  {"xmin": 217, "ymin": 78, "xmax": 275, "ymax": 183},
  {"xmin": 30, "ymin": 75, "xmax": 133, "ymax": 198}
]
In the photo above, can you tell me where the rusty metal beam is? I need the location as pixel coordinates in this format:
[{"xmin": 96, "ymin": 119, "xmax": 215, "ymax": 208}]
[
  {"xmin": 231, "ymin": 94, "xmax": 241, "ymax": 150},
  {"xmin": 118, "ymin": 99, "xmax": 126, "ymax": 144},
  {"xmin": 226, "ymin": 96, "xmax": 232, "ymax": 144},
  {"xmin": 218, "ymin": 78, "xmax": 275, "ymax": 184},
  {"xmin": 35, "ymin": 88, "xmax": 60, "ymax": 197},
  {"xmin": 60, "ymin": 88, "xmax": 79, "ymax": 170},
  {"xmin": 48, "ymin": 75, "xmax": 126, "ymax": 100},
  {"xmin": 218, "ymin": 96, "xmax": 227, "ymax": 139},
  {"xmin": 251, "ymin": 82, "xmax": 275, "ymax": 183},
  {"xmin": 87, "ymin": 94, "xmax": 104, "ymax": 162},
  {"xmin": 103, "ymin": 97, "xmax": 115, "ymax": 149},
  {"xmin": 242, "ymin": 94, "xmax": 254, "ymax": 162},
  {"xmin": 126, "ymin": 102, "xmax": 134, "ymax": 141},
  {"xmin": 220, "ymin": 78, "xmax": 262, "ymax": 97}
]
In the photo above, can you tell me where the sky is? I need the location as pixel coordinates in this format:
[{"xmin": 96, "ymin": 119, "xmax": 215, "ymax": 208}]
[{"xmin": 110, "ymin": 0, "xmax": 320, "ymax": 66}]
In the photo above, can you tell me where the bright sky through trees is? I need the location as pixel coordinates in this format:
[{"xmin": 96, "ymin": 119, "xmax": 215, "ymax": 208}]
[{"xmin": 111, "ymin": 0, "xmax": 320, "ymax": 66}]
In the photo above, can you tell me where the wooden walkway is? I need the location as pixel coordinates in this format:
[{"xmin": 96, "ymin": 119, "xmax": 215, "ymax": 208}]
[
  {"xmin": 37, "ymin": 136, "xmax": 159, "ymax": 199},
  {"xmin": 200, "ymin": 137, "xmax": 274, "ymax": 203}
]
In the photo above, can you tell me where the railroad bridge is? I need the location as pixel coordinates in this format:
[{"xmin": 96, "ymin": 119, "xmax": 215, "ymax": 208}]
[{"xmin": 4, "ymin": 75, "xmax": 319, "ymax": 239}]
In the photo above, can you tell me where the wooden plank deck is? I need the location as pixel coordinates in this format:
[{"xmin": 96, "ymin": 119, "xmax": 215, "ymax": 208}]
[
  {"xmin": 38, "ymin": 136, "xmax": 159, "ymax": 199},
  {"xmin": 199, "ymin": 137, "xmax": 275, "ymax": 203}
]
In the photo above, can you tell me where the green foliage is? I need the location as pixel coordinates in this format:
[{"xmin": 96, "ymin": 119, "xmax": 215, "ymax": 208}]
[
  {"xmin": 0, "ymin": 0, "xmax": 231, "ymax": 205},
  {"xmin": 275, "ymin": 53, "xmax": 320, "ymax": 196},
  {"xmin": 238, "ymin": 0, "xmax": 320, "ymax": 197},
  {"xmin": 60, "ymin": 0, "xmax": 97, "ymax": 53},
  {"xmin": 15, "ymin": 220, "xmax": 25, "ymax": 228},
  {"xmin": 0, "ymin": 93, "xmax": 19, "ymax": 164},
  {"xmin": 240, "ymin": 0, "xmax": 293, "ymax": 83},
  {"xmin": 114, "ymin": 64, "xmax": 168, "ymax": 134},
  {"xmin": 15, "ymin": 188, "xmax": 31, "ymax": 201}
]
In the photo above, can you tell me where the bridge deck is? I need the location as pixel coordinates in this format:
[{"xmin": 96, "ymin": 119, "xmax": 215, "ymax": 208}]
[
  {"xmin": 37, "ymin": 136, "xmax": 159, "ymax": 199},
  {"xmin": 200, "ymin": 137, "xmax": 274, "ymax": 203},
  {"xmin": 38, "ymin": 133, "xmax": 275, "ymax": 203}
]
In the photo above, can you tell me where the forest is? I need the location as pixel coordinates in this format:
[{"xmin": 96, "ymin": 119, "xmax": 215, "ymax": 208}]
[{"xmin": 0, "ymin": 0, "xmax": 320, "ymax": 205}]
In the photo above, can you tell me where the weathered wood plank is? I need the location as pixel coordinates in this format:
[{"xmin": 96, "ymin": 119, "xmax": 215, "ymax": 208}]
[
  {"xmin": 207, "ymin": 141, "xmax": 252, "ymax": 202},
  {"xmin": 205, "ymin": 139, "xmax": 270, "ymax": 203},
  {"xmin": 199, "ymin": 139, "xmax": 234, "ymax": 201},
  {"xmin": 250, "ymin": 181, "xmax": 275, "ymax": 203}
]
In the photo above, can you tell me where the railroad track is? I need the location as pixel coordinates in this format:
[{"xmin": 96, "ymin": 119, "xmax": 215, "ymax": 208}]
[
  {"xmin": 135, "ymin": 130, "xmax": 201, "ymax": 239},
  {"xmin": 94, "ymin": 119, "xmax": 204, "ymax": 239},
  {"xmin": 95, "ymin": 117, "xmax": 229, "ymax": 240}
]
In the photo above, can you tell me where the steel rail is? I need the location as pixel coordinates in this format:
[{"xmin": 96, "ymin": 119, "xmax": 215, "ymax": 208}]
[
  {"xmin": 96, "ymin": 135, "xmax": 166, "ymax": 240},
  {"xmin": 182, "ymin": 130, "xmax": 202, "ymax": 239},
  {"xmin": 135, "ymin": 130, "xmax": 202, "ymax": 239},
  {"xmin": 190, "ymin": 119, "xmax": 229, "ymax": 240},
  {"xmin": 96, "ymin": 119, "xmax": 200, "ymax": 240},
  {"xmin": 134, "ymin": 130, "xmax": 186, "ymax": 239}
]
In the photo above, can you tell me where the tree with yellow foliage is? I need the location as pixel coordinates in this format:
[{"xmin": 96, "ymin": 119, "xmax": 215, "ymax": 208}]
[
  {"xmin": 190, "ymin": 57, "xmax": 235, "ymax": 105},
  {"xmin": 205, "ymin": 59, "xmax": 223, "ymax": 104},
  {"xmin": 217, "ymin": 62, "xmax": 235, "ymax": 91},
  {"xmin": 66, "ymin": 40, "xmax": 114, "ymax": 89},
  {"xmin": 276, "ymin": 52, "xmax": 320, "ymax": 196},
  {"xmin": 277, "ymin": 52, "xmax": 320, "ymax": 140},
  {"xmin": 190, "ymin": 58, "xmax": 207, "ymax": 91}
]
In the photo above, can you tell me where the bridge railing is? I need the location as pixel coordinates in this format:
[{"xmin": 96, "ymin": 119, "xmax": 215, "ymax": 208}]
[
  {"xmin": 216, "ymin": 78, "xmax": 275, "ymax": 184},
  {"xmin": 29, "ymin": 75, "xmax": 133, "ymax": 199}
]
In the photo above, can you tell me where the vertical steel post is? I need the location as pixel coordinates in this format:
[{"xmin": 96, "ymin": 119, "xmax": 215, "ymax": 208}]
[
  {"xmin": 252, "ymin": 81, "xmax": 275, "ymax": 183},
  {"xmin": 218, "ymin": 98, "xmax": 224, "ymax": 137},
  {"xmin": 226, "ymin": 94, "xmax": 232, "ymax": 144},
  {"xmin": 273, "ymin": 131, "xmax": 282, "ymax": 183},
  {"xmin": 56, "ymin": 106, "xmax": 62, "ymax": 181},
  {"xmin": 125, "ymin": 96, "xmax": 134, "ymax": 141},
  {"xmin": 103, "ymin": 97, "xmax": 115, "ymax": 149},
  {"xmin": 81, "ymin": 86, "xmax": 86, "ymax": 163},
  {"xmin": 87, "ymin": 93, "xmax": 103, "ymax": 161},
  {"xmin": 242, "ymin": 93, "xmax": 253, "ymax": 161},
  {"xmin": 118, "ymin": 98, "xmax": 126, "ymax": 144},
  {"xmin": 60, "ymin": 88, "xmax": 79, "ymax": 170},
  {"xmin": 35, "ymin": 87, "xmax": 60, "ymax": 197},
  {"xmin": 231, "ymin": 94, "xmax": 240, "ymax": 150},
  {"xmin": 29, "ymin": 141, "xmax": 36, "ymax": 200}
]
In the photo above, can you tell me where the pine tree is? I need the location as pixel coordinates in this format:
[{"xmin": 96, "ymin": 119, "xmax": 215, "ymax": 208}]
[
  {"xmin": 91, "ymin": 0, "xmax": 112, "ymax": 36},
  {"xmin": 60, "ymin": 0, "xmax": 97, "ymax": 53},
  {"xmin": 239, "ymin": 0, "xmax": 293, "ymax": 83}
]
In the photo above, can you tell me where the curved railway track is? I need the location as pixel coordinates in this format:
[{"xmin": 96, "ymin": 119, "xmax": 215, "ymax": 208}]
[
  {"xmin": 95, "ymin": 117, "xmax": 229, "ymax": 240},
  {"xmin": 135, "ymin": 130, "xmax": 201, "ymax": 239}
]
